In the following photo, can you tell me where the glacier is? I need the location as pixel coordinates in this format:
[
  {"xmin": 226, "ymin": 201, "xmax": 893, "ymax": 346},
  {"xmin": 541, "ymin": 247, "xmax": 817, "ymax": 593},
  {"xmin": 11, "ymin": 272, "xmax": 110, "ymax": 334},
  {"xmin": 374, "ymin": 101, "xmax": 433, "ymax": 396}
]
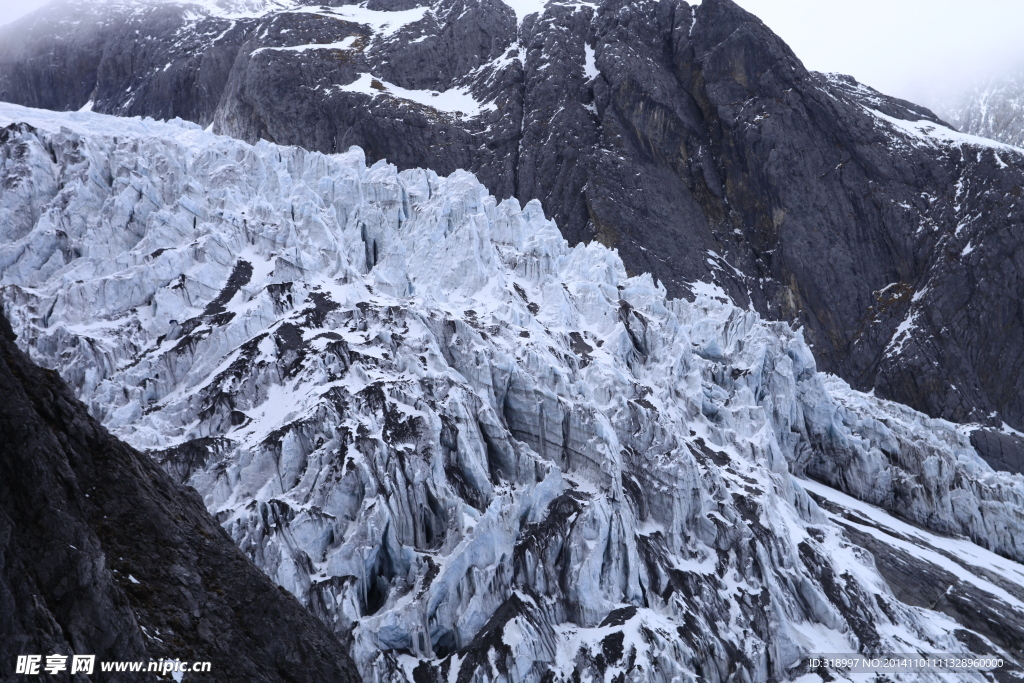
[{"xmin": 1, "ymin": 102, "xmax": 1024, "ymax": 682}]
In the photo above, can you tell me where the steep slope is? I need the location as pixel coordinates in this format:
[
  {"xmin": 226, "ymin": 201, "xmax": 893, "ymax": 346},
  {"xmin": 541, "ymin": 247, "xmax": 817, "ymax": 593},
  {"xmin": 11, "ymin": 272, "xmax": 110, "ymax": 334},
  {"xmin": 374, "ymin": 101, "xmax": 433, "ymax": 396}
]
[
  {"xmin": 0, "ymin": 318, "xmax": 363, "ymax": 680},
  {"xmin": 2, "ymin": 0, "xmax": 1024, "ymax": 443},
  {"xmin": 2, "ymin": 103, "xmax": 1024, "ymax": 683},
  {"xmin": 945, "ymin": 66, "xmax": 1024, "ymax": 148}
]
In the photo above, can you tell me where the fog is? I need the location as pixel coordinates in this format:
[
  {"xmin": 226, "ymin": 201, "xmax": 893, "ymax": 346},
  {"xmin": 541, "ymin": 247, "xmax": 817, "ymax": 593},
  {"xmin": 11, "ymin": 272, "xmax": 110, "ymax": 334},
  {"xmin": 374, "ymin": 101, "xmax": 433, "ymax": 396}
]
[
  {"xmin": 0, "ymin": 0, "xmax": 49, "ymax": 25},
  {"xmin": 2, "ymin": 0, "xmax": 1022, "ymax": 113},
  {"xmin": 733, "ymin": 0, "xmax": 1024, "ymax": 113}
]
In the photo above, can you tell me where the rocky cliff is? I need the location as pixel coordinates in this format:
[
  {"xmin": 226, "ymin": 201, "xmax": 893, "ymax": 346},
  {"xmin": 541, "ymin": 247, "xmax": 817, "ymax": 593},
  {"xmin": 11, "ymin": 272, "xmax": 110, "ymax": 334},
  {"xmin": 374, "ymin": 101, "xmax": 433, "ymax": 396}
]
[
  {"xmin": 2, "ymin": 103, "xmax": 1024, "ymax": 682},
  {"xmin": 1, "ymin": 0, "xmax": 1023, "ymax": 447},
  {"xmin": 0, "ymin": 308, "xmax": 363, "ymax": 680}
]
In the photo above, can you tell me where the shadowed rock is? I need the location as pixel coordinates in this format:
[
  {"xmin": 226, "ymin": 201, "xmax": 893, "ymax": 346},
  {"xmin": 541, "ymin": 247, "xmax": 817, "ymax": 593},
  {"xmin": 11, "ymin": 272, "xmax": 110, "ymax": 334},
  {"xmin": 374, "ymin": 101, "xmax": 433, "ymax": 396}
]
[{"xmin": 0, "ymin": 308, "xmax": 361, "ymax": 683}]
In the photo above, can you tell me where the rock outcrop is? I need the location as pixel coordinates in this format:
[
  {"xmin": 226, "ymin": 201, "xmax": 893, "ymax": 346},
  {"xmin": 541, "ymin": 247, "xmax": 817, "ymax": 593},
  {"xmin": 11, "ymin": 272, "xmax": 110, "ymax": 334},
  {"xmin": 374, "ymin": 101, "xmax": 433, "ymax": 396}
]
[{"xmin": 2, "ymin": 103, "xmax": 1024, "ymax": 683}]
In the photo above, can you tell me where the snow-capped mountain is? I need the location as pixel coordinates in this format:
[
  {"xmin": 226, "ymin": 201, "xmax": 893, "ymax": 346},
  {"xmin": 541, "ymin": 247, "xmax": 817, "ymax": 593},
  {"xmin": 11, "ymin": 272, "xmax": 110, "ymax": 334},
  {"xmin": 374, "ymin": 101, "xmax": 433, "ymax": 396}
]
[
  {"xmin": 3, "ymin": 0, "xmax": 1024, "ymax": 445},
  {"xmin": 944, "ymin": 66, "xmax": 1024, "ymax": 148},
  {"xmin": 3, "ymin": 103, "xmax": 1024, "ymax": 682}
]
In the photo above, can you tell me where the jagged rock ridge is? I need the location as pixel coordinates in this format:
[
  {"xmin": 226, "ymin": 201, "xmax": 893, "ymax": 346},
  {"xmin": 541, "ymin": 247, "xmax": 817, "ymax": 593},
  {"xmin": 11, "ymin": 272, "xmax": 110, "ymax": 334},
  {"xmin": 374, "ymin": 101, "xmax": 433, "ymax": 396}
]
[
  {"xmin": 2, "ymin": 0, "xmax": 1024, "ymax": 445},
  {"xmin": 2, "ymin": 103, "xmax": 1024, "ymax": 682}
]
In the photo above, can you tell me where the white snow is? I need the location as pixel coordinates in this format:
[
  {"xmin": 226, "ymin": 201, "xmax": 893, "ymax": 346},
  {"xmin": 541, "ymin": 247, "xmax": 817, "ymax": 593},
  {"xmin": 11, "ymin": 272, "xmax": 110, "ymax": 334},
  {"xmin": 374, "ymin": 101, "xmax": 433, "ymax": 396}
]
[
  {"xmin": 583, "ymin": 43, "xmax": 598, "ymax": 80},
  {"xmin": 173, "ymin": 0, "xmax": 429, "ymax": 41},
  {"xmin": 865, "ymin": 106, "xmax": 1024, "ymax": 156},
  {"xmin": 252, "ymin": 36, "xmax": 359, "ymax": 55},
  {"xmin": 1002, "ymin": 422, "xmax": 1024, "ymax": 439},
  {"xmin": 178, "ymin": 0, "xmax": 303, "ymax": 21},
  {"xmin": 885, "ymin": 308, "xmax": 918, "ymax": 357},
  {"xmin": 501, "ymin": 0, "xmax": 547, "ymax": 23},
  {"xmin": 800, "ymin": 477, "xmax": 1024, "ymax": 610},
  {"xmin": 290, "ymin": 3, "xmax": 429, "ymax": 39},
  {"xmin": 336, "ymin": 72, "xmax": 495, "ymax": 116},
  {"xmin": 687, "ymin": 279, "xmax": 730, "ymax": 303}
]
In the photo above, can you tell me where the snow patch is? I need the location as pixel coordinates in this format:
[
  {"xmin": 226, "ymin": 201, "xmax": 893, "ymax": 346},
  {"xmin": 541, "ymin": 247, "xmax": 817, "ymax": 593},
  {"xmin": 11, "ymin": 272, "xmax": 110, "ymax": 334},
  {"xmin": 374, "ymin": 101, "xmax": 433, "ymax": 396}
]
[
  {"xmin": 1002, "ymin": 422, "xmax": 1024, "ymax": 439},
  {"xmin": 290, "ymin": 3, "xmax": 429, "ymax": 39},
  {"xmin": 885, "ymin": 309, "xmax": 918, "ymax": 357},
  {"xmin": 865, "ymin": 106, "xmax": 1024, "ymax": 156},
  {"xmin": 253, "ymin": 36, "xmax": 359, "ymax": 55},
  {"xmin": 336, "ymin": 72, "xmax": 495, "ymax": 116},
  {"xmin": 800, "ymin": 477, "xmax": 1024, "ymax": 610},
  {"xmin": 583, "ymin": 43, "xmax": 597, "ymax": 80}
]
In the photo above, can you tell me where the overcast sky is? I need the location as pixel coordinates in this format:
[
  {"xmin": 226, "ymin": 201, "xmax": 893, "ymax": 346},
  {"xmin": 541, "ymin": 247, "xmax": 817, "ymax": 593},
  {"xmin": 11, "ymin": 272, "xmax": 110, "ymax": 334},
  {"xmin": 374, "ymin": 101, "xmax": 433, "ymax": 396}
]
[
  {"xmin": 0, "ymin": 0, "xmax": 48, "ymax": 25},
  {"xmin": 732, "ymin": 0, "xmax": 1024, "ymax": 111},
  {"xmin": 2, "ymin": 0, "xmax": 1022, "ymax": 111}
]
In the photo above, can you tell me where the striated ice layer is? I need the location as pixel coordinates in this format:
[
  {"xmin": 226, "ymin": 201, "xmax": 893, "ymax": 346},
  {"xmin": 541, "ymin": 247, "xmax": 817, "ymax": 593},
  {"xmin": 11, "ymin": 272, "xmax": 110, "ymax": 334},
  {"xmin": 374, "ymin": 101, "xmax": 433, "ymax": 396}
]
[{"xmin": 2, "ymin": 102, "xmax": 1024, "ymax": 681}]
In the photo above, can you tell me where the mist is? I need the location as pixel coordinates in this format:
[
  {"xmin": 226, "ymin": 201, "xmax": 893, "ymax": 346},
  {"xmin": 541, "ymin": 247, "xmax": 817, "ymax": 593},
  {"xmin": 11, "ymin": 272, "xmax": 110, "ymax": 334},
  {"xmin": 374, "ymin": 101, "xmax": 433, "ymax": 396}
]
[
  {"xmin": 3, "ymin": 0, "xmax": 1023, "ymax": 115},
  {"xmin": 733, "ymin": 0, "xmax": 1024, "ymax": 115},
  {"xmin": 0, "ymin": 0, "xmax": 50, "ymax": 25}
]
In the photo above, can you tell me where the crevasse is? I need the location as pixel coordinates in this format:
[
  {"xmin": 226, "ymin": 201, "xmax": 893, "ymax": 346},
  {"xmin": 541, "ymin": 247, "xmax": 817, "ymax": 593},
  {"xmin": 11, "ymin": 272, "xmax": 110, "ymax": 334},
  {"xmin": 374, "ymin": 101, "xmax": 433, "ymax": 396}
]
[{"xmin": 1, "ymin": 103, "xmax": 1023, "ymax": 682}]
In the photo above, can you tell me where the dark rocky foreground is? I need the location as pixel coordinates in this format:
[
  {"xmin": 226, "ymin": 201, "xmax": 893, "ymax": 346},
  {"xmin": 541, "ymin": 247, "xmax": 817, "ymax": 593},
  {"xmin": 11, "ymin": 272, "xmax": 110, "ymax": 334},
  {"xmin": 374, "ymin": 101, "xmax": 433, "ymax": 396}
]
[
  {"xmin": 1, "ymin": 0, "xmax": 1023, "ymax": 447},
  {"xmin": 0, "ymin": 308, "xmax": 362, "ymax": 683}
]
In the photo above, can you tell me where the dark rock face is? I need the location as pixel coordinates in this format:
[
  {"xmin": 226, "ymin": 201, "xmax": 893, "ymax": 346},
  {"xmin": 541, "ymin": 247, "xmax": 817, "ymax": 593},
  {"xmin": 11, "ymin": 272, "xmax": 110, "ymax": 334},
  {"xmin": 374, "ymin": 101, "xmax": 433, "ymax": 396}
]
[
  {"xmin": 970, "ymin": 429, "xmax": 1024, "ymax": 476},
  {"xmin": 0, "ymin": 309, "xmax": 362, "ymax": 683},
  {"xmin": 1, "ymin": 1, "xmax": 1023, "ymax": 439}
]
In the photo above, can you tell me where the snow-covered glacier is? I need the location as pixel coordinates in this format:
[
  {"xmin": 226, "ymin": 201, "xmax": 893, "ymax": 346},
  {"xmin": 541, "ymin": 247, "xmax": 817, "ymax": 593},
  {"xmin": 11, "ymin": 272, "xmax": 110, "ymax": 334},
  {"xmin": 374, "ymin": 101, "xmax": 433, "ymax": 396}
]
[{"xmin": 2, "ymin": 102, "xmax": 1024, "ymax": 682}]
